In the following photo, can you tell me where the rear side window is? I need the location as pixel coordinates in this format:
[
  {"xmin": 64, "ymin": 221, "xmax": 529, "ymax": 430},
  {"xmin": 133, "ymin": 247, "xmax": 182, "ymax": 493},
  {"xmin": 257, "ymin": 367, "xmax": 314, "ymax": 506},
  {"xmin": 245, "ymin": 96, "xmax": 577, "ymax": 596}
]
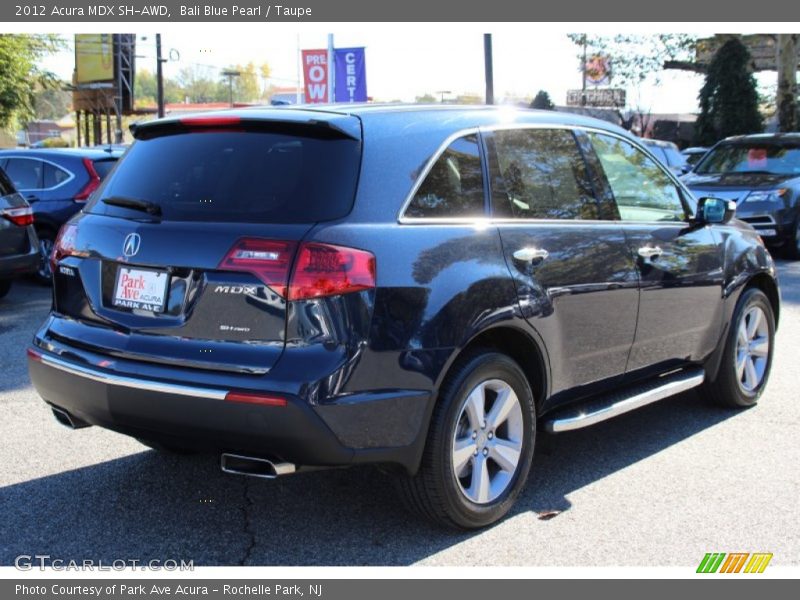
[
  {"xmin": 89, "ymin": 130, "xmax": 361, "ymax": 223},
  {"xmin": 0, "ymin": 167, "xmax": 15, "ymax": 196},
  {"xmin": 5, "ymin": 158, "xmax": 42, "ymax": 190},
  {"xmin": 404, "ymin": 134, "xmax": 485, "ymax": 219},
  {"xmin": 489, "ymin": 128, "xmax": 598, "ymax": 220},
  {"xmin": 43, "ymin": 163, "xmax": 71, "ymax": 188}
]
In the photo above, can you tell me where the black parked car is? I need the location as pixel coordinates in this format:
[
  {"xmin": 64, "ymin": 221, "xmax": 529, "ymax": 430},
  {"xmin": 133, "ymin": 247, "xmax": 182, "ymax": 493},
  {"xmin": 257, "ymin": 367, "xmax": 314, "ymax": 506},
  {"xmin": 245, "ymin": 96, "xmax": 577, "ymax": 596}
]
[
  {"xmin": 0, "ymin": 147, "xmax": 122, "ymax": 282},
  {"xmin": 0, "ymin": 166, "xmax": 39, "ymax": 299},
  {"xmin": 683, "ymin": 133, "xmax": 800, "ymax": 258},
  {"xmin": 28, "ymin": 106, "xmax": 779, "ymax": 528}
]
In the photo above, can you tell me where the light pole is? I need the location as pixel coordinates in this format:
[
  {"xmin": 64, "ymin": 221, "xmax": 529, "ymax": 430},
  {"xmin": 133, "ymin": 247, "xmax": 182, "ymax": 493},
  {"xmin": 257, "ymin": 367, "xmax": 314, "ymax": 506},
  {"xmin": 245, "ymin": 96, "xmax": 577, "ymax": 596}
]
[{"xmin": 221, "ymin": 69, "xmax": 241, "ymax": 107}]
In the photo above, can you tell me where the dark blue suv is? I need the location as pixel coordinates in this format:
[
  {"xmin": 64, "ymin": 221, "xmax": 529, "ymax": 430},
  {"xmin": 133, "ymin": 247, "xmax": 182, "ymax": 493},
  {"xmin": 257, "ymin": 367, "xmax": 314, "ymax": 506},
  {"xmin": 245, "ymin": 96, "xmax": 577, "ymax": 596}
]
[
  {"xmin": 0, "ymin": 147, "xmax": 121, "ymax": 282},
  {"xmin": 28, "ymin": 106, "xmax": 779, "ymax": 528}
]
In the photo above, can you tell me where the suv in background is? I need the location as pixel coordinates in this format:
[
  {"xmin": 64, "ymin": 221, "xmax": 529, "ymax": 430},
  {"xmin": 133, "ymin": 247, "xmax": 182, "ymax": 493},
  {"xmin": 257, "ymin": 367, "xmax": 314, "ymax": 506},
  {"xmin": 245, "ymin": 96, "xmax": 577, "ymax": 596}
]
[
  {"xmin": 0, "ymin": 166, "xmax": 39, "ymax": 299},
  {"xmin": 28, "ymin": 106, "xmax": 779, "ymax": 528},
  {"xmin": 682, "ymin": 133, "xmax": 800, "ymax": 258},
  {"xmin": 640, "ymin": 138, "xmax": 688, "ymax": 176},
  {"xmin": 0, "ymin": 147, "xmax": 122, "ymax": 282}
]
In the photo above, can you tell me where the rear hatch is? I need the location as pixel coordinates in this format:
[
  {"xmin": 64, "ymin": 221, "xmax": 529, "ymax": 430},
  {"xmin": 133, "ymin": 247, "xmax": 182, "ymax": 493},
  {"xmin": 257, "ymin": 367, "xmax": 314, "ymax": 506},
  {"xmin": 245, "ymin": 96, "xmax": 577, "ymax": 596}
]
[{"xmin": 49, "ymin": 112, "xmax": 362, "ymax": 374}]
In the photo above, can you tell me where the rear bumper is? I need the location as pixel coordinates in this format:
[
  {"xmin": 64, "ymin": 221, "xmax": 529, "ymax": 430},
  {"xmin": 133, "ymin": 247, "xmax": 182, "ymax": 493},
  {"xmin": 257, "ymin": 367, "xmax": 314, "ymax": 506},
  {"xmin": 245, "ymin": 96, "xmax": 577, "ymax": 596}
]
[{"xmin": 27, "ymin": 345, "xmax": 431, "ymax": 472}]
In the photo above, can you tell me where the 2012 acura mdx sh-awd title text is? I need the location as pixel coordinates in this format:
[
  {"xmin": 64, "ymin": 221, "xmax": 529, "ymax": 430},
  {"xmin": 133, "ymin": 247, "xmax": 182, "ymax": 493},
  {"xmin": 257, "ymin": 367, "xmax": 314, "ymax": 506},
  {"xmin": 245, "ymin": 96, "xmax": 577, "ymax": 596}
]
[{"xmin": 28, "ymin": 106, "xmax": 779, "ymax": 528}]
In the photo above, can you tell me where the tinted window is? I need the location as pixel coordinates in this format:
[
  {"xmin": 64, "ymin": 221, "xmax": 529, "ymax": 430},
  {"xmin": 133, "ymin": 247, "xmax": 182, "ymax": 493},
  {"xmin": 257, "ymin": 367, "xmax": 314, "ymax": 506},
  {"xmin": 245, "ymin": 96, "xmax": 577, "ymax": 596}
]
[
  {"xmin": 490, "ymin": 128, "xmax": 598, "ymax": 220},
  {"xmin": 88, "ymin": 130, "xmax": 361, "ymax": 223},
  {"xmin": 5, "ymin": 158, "xmax": 43, "ymax": 190},
  {"xmin": 0, "ymin": 167, "xmax": 15, "ymax": 196},
  {"xmin": 405, "ymin": 135, "xmax": 485, "ymax": 219},
  {"xmin": 92, "ymin": 159, "xmax": 117, "ymax": 179},
  {"xmin": 43, "ymin": 162, "xmax": 71, "ymax": 188},
  {"xmin": 695, "ymin": 143, "xmax": 800, "ymax": 176},
  {"xmin": 589, "ymin": 133, "xmax": 685, "ymax": 223}
]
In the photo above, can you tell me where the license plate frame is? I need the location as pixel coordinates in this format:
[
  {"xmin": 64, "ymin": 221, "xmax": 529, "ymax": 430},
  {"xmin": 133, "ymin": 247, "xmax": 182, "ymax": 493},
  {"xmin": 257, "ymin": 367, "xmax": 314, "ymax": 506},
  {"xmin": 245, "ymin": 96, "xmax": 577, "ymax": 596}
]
[{"xmin": 112, "ymin": 265, "xmax": 169, "ymax": 313}]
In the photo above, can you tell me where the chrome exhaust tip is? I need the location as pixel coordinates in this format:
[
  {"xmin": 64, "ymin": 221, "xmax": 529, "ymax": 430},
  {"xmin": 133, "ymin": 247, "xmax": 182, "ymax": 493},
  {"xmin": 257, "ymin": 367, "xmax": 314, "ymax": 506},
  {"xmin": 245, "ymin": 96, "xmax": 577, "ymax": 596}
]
[
  {"xmin": 51, "ymin": 406, "xmax": 91, "ymax": 429},
  {"xmin": 220, "ymin": 453, "xmax": 296, "ymax": 479}
]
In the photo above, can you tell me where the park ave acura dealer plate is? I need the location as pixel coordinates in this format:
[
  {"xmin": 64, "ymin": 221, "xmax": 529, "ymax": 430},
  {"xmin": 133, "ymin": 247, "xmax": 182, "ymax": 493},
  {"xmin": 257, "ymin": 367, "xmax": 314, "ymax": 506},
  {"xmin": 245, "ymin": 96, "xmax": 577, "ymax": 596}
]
[{"xmin": 113, "ymin": 266, "xmax": 168, "ymax": 313}]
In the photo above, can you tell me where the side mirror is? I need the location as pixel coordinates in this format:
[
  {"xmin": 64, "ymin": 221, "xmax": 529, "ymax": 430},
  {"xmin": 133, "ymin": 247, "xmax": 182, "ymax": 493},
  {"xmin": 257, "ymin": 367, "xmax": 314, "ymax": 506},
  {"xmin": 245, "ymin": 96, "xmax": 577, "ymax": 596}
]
[{"xmin": 696, "ymin": 197, "xmax": 736, "ymax": 225}]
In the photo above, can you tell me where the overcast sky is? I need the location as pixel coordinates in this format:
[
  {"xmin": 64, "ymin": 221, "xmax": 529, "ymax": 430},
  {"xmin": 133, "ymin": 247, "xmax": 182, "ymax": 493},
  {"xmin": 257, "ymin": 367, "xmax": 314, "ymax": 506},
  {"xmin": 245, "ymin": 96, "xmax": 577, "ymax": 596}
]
[{"xmin": 37, "ymin": 25, "xmax": 781, "ymax": 113}]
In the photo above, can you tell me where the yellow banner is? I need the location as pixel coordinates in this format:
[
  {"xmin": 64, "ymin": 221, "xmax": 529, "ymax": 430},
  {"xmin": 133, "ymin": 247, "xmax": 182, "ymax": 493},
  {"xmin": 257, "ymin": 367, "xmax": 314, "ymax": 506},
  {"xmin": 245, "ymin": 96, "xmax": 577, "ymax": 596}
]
[{"xmin": 75, "ymin": 34, "xmax": 114, "ymax": 83}]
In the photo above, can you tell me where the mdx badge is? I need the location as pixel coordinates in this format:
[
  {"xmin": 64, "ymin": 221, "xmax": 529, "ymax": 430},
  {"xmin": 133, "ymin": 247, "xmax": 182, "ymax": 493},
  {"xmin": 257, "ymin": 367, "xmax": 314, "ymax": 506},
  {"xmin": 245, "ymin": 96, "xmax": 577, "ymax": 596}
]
[{"xmin": 122, "ymin": 233, "xmax": 141, "ymax": 258}]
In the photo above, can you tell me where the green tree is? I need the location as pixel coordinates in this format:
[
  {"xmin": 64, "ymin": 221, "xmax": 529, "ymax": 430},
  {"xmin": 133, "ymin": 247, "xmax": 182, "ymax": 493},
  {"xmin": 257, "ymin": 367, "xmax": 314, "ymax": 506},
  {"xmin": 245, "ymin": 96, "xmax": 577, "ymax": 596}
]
[
  {"xmin": 695, "ymin": 38, "xmax": 763, "ymax": 145},
  {"xmin": 226, "ymin": 63, "xmax": 260, "ymax": 103},
  {"xmin": 0, "ymin": 34, "xmax": 63, "ymax": 130},
  {"xmin": 176, "ymin": 65, "xmax": 225, "ymax": 103},
  {"xmin": 34, "ymin": 85, "xmax": 71, "ymax": 120},
  {"xmin": 415, "ymin": 93, "xmax": 436, "ymax": 103},
  {"xmin": 530, "ymin": 90, "xmax": 555, "ymax": 110}
]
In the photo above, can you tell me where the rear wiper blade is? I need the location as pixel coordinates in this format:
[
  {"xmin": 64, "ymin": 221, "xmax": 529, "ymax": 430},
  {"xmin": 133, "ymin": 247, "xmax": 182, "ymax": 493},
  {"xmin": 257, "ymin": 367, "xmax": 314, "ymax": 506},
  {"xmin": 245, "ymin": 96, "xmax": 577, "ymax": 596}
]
[{"xmin": 101, "ymin": 196, "xmax": 162, "ymax": 216}]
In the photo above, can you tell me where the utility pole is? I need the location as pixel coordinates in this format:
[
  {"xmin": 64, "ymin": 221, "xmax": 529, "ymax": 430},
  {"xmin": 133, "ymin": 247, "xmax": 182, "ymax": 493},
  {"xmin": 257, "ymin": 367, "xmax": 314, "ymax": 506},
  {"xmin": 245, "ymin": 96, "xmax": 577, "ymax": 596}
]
[
  {"xmin": 221, "ymin": 69, "xmax": 241, "ymax": 107},
  {"xmin": 484, "ymin": 34, "xmax": 494, "ymax": 105},
  {"xmin": 581, "ymin": 35, "xmax": 588, "ymax": 107},
  {"xmin": 327, "ymin": 33, "xmax": 334, "ymax": 103},
  {"xmin": 156, "ymin": 33, "xmax": 165, "ymax": 118},
  {"xmin": 777, "ymin": 34, "xmax": 798, "ymax": 132}
]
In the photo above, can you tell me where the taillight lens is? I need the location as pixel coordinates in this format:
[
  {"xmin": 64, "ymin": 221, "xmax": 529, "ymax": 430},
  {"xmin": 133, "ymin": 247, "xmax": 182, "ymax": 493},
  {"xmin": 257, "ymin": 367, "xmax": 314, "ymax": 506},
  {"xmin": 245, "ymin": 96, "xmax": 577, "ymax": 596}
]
[
  {"xmin": 224, "ymin": 391, "xmax": 287, "ymax": 407},
  {"xmin": 218, "ymin": 239, "xmax": 376, "ymax": 300},
  {"xmin": 74, "ymin": 157, "xmax": 101, "ymax": 202},
  {"xmin": 288, "ymin": 242, "xmax": 376, "ymax": 301},
  {"xmin": 1, "ymin": 206, "xmax": 34, "ymax": 227},
  {"xmin": 218, "ymin": 238, "xmax": 297, "ymax": 297},
  {"xmin": 50, "ymin": 223, "xmax": 80, "ymax": 271}
]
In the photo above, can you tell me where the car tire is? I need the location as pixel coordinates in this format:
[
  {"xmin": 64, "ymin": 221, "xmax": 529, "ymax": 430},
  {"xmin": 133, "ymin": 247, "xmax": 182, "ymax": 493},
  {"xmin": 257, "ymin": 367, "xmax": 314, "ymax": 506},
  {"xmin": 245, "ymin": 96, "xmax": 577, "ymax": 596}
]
[
  {"xmin": 0, "ymin": 280, "xmax": 11, "ymax": 299},
  {"xmin": 704, "ymin": 288, "xmax": 775, "ymax": 408},
  {"xmin": 397, "ymin": 350, "xmax": 536, "ymax": 529},
  {"xmin": 783, "ymin": 219, "xmax": 800, "ymax": 260},
  {"xmin": 34, "ymin": 228, "xmax": 56, "ymax": 285}
]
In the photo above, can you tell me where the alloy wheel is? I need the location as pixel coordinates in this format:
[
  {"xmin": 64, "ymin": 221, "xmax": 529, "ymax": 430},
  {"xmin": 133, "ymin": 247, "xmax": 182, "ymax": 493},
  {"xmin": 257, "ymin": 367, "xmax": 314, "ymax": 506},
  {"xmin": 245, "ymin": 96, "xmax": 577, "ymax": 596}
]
[{"xmin": 735, "ymin": 305, "xmax": 770, "ymax": 393}]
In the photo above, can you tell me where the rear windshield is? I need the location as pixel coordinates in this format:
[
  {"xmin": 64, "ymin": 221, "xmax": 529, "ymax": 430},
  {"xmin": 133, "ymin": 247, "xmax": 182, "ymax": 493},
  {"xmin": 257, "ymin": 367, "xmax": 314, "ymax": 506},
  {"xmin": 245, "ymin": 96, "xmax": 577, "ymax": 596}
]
[
  {"xmin": 695, "ymin": 143, "xmax": 800, "ymax": 176},
  {"xmin": 92, "ymin": 159, "xmax": 117, "ymax": 179},
  {"xmin": 87, "ymin": 130, "xmax": 361, "ymax": 223}
]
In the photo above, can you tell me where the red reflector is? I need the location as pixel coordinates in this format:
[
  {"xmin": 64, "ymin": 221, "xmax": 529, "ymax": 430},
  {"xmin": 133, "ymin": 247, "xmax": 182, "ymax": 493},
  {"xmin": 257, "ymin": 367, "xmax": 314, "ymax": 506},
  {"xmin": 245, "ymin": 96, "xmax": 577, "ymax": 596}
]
[
  {"xmin": 225, "ymin": 391, "xmax": 287, "ymax": 407},
  {"xmin": 288, "ymin": 242, "xmax": 376, "ymax": 301},
  {"xmin": 74, "ymin": 157, "xmax": 101, "ymax": 202},
  {"xmin": 218, "ymin": 238, "xmax": 297, "ymax": 296},
  {"xmin": 180, "ymin": 116, "xmax": 242, "ymax": 128},
  {"xmin": 26, "ymin": 348, "xmax": 42, "ymax": 362},
  {"xmin": 2, "ymin": 206, "xmax": 34, "ymax": 227}
]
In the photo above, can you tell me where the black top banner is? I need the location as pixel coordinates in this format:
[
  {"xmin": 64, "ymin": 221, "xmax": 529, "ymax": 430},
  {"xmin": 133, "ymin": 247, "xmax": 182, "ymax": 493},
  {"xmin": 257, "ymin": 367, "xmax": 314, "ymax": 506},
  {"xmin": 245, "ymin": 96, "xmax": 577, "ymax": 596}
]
[{"xmin": 2, "ymin": 0, "xmax": 798, "ymax": 22}]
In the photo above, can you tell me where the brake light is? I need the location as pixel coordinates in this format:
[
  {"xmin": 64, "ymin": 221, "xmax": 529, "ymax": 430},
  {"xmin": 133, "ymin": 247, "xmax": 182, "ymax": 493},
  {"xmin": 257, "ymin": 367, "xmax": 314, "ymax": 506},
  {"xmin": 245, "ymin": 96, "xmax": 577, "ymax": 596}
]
[
  {"xmin": 218, "ymin": 239, "xmax": 377, "ymax": 300},
  {"xmin": 73, "ymin": 157, "xmax": 101, "ymax": 202},
  {"xmin": 288, "ymin": 242, "xmax": 376, "ymax": 301},
  {"xmin": 224, "ymin": 391, "xmax": 287, "ymax": 407},
  {"xmin": 218, "ymin": 238, "xmax": 297, "ymax": 297},
  {"xmin": 180, "ymin": 116, "xmax": 242, "ymax": 128},
  {"xmin": 1, "ymin": 206, "xmax": 34, "ymax": 227}
]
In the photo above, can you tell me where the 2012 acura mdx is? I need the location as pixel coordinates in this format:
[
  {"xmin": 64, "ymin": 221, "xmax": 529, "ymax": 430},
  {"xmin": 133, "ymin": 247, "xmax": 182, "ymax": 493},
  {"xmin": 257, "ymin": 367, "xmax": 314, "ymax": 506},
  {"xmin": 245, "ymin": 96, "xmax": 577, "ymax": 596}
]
[{"xmin": 28, "ymin": 106, "xmax": 779, "ymax": 528}]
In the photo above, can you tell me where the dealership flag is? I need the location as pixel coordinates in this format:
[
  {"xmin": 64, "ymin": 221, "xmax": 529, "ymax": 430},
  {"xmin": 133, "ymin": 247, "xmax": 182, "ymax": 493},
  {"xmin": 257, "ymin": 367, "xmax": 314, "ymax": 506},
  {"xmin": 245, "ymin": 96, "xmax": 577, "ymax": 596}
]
[
  {"xmin": 301, "ymin": 49, "xmax": 329, "ymax": 103},
  {"xmin": 334, "ymin": 47, "xmax": 367, "ymax": 102}
]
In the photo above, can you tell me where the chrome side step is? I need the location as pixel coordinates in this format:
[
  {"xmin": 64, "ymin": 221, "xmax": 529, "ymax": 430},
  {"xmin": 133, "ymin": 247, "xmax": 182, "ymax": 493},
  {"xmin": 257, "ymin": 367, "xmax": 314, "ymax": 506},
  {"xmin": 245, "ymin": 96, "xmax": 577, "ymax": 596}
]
[{"xmin": 543, "ymin": 368, "xmax": 705, "ymax": 433}]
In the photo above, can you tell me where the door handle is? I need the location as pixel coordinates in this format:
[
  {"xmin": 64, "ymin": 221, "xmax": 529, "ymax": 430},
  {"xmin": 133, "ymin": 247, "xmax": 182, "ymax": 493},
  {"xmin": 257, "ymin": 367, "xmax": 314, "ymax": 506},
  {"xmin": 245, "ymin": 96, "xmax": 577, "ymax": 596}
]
[
  {"xmin": 638, "ymin": 246, "xmax": 663, "ymax": 260},
  {"xmin": 513, "ymin": 247, "xmax": 549, "ymax": 263}
]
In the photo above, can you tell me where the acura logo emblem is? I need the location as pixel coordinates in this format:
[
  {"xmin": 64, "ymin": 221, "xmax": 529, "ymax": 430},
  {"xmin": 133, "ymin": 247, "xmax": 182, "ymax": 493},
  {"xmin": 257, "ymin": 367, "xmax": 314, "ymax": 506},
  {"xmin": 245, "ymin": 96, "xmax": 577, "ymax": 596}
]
[{"xmin": 122, "ymin": 233, "xmax": 141, "ymax": 258}]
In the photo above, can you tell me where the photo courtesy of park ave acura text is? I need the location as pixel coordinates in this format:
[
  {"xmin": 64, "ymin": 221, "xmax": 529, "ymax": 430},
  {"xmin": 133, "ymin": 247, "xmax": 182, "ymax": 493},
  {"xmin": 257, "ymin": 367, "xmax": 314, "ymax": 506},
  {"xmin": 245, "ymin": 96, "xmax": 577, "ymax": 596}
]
[{"xmin": 0, "ymin": 8, "xmax": 799, "ymax": 576}]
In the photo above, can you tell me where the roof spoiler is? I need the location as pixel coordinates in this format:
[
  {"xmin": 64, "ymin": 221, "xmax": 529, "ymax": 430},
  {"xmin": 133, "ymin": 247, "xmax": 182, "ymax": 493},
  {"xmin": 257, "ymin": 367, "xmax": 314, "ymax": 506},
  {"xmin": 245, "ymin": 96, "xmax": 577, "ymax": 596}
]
[{"xmin": 129, "ymin": 111, "xmax": 362, "ymax": 142}]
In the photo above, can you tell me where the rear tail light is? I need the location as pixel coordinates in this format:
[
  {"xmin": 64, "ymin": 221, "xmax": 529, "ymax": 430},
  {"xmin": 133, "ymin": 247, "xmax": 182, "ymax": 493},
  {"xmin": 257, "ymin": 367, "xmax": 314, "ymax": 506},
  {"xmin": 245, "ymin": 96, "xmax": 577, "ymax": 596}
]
[
  {"xmin": 218, "ymin": 238, "xmax": 297, "ymax": 297},
  {"xmin": 1, "ymin": 206, "xmax": 34, "ymax": 227},
  {"xmin": 218, "ymin": 238, "xmax": 376, "ymax": 300},
  {"xmin": 288, "ymin": 242, "xmax": 376, "ymax": 301},
  {"xmin": 73, "ymin": 158, "xmax": 101, "ymax": 202},
  {"xmin": 50, "ymin": 223, "xmax": 86, "ymax": 272}
]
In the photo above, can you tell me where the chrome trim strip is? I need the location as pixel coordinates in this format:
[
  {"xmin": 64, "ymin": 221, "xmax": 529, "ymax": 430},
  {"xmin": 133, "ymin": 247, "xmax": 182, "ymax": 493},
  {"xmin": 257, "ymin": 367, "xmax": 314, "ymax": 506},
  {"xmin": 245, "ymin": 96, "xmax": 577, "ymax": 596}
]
[
  {"xmin": 37, "ymin": 352, "xmax": 228, "ymax": 400},
  {"xmin": 544, "ymin": 369, "xmax": 705, "ymax": 433},
  {"xmin": 397, "ymin": 121, "xmax": 697, "ymax": 225}
]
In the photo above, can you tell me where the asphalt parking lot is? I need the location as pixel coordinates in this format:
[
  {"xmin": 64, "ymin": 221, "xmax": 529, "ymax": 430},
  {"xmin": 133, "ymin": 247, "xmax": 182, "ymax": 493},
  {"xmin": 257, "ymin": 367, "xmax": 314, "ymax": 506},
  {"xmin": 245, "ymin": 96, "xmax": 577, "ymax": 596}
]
[{"xmin": 1, "ymin": 263, "xmax": 798, "ymax": 568}]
